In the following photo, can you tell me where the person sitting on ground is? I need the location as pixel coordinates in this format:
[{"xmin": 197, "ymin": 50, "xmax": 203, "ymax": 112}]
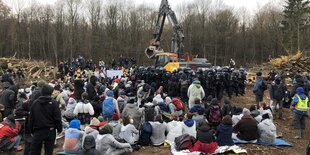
[
  {"xmin": 122, "ymin": 98, "xmax": 142, "ymax": 129},
  {"xmin": 216, "ymin": 115, "xmax": 234, "ymax": 146},
  {"xmin": 166, "ymin": 113, "xmax": 183, "ymax": 143},
  {"xmin": 0, "ymin": 115, "xmax": 23, "ymax": 151},
  {"xmin": 189, "ymin": 119, "xmax": 217, "ymax": 154},
  {"xmin": 232, "ymin": 108, "xmax": 249, "ymax": 126},
  {"xmin": 152, "ymin": 92, "xmax": 164, "ymax": 105},
  {"xmin": 96, "ymin": 124, "xmax": 132, "ymax": 155},
  {"xmin": 222, "ymin": 98, "xmax": 235, "ymax": 117},
  {"xmin": 149, "ymin": 115, "xmax": 167, "ymax": 146},
  {"xmin": 73, "ymin": 92, "xmax": 95, "ymax": 129},
  {"xmin": 119, "ymin": 115, "xmax": 139, "ymax": 145},
  {"xmin": 258, "ymin": 113, "xmax": 276, "ymax": 144},
  {"xmin": 77, "ymin": 135, "xmax": 100, "ymax": 155},
  {"xmin": 182, "ymin": 113, "xmax": 196, "ymax": 138},
  {"xmin": 63, "ymin": 98, "xmax": 77, "ymax": 122},
  {"xmin": 169, "ymin": 97, "xmax": 184, "ymax": 117},
  {"xmin": 89, "ymin": 117, "xmax": 100, "ymax": 130},
  {"xmin": 205, "ymin": 98, "xmax": 222, "ymax": 128},
  {"xmin": 63, "ymin": 120, "xmax": 84, "ymax": 154},
  {"xmin": 232, "ymin": 113, "xmax": 259, "ymax": 143},
  {"xmin": 109, "ymin": 114, "xmax": 122, "ymax": 141},
  {"xmin": 84, "ymin": 123, "xmax": 99, "ymax": 142},
  {"xmin": 249, "ymin": 105, "xmax": 262, "ymax": 123},
  {"xmin": 97, "ymin": 116, "xmax": 106, "ymax": 127},
  {"xmin": 102, "ymin": 90, "xmax": 120, "ymax": 122},
  {"xmin": 189, "ymin": 98, "xmax": 205, "ymax": 124}
]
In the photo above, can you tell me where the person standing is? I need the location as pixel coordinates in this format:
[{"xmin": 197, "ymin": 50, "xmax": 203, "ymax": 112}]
[
  {"xmin": 269, "ymin": 77, "xmax": 287, "ymax": 119},
  {"xmin": 29, "ymin": 85, "xmax": 62, "ymax": 155},
  {"xmin": 291, "ymin": 87, "xmax": 309, "ymax": 139},
  {"xmin": 253, "ymin": 72, "xmax": 267, "ymax": 106},
  {"xmin": 0, "ymin": 83, "xmax": 17, "ymax": 117},
  {"xmin": 187, "ymin": 80, "xmax": 205, "ymax": 109}
]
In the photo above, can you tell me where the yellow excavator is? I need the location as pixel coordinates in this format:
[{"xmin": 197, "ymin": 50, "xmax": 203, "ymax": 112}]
[{"xmin": 145, "ymin": 0, "xmax": 211, "ymax": 72}]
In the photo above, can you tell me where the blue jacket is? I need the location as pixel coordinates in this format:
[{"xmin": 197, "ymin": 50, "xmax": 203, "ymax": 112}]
[
  {"xmin": 216, "ymin": 123, "xmax": 234, "ymax": 146},
  {"xmin": 292, "ymin": 87, "xmax": 309, "ymax": 116},
  {"xmin": 253, "ymin": 78, "xmax": 264, "ymax": 96}
]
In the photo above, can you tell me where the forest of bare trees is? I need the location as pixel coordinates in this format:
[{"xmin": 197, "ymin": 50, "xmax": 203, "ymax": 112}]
[{"xmin": 0, "ymin": 0, "xmax": 309, "ymax": 67}]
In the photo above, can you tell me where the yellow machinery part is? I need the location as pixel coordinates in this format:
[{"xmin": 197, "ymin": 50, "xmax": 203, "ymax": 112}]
[{"xmin": 164, "ymin": 62, "xmax": 180, "ymax": 72}]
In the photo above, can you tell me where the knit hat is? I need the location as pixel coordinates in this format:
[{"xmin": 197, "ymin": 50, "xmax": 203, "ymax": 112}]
[
  {"xmin": 69, "ymin": 120, "xmax": 81, "ymax": 130},
  {"xmin": 242, "ymin": 108, "xmax": 251, "ymax": 115},
  {"xmin": 90, "ymin": 118, "xmax": 100, "ymax": 126},
  {"xmin": 222, "ymin": 115, "xmax": 233, "ymax": 125},
  {"xmin": 98, "ymin": 116, "xmax": 104, "ymax": 122},
  {"xmin": 112, "ymin": 114, "xmax": 120, "ymax": 121},
  {"xmin": 99, "ymin": 124, "xmax": 113, "ymax": 135},
  {"xmin": 41, "ymin": 85, "xmax": 54, "ymax": 96},
  {"xmin": 193, "ymin": 80, "xmax": 201, "ymax": 85},
  {"xmin": 107, "ymin": 90, "xmax": 114, "ymax": 97}
]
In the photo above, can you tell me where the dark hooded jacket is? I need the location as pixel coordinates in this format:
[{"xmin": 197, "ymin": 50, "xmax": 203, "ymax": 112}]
[
  {"xmin": 77, "ymin": 135, "xmax": 100, "ymax": 155},
  {"xmin": 196, "ymin": 121, "xmax": 215, "ymax": 143},
  {"xmin": 233, "ymin": 114, "xmax": 259, "ymax": 141},
  {"xmin": 29, "ymin": 96, "xmax": 62, "ymax": 133},
  {"xmin": 216, "ymin": 123, "xmax": 234, "ymax": 146},
  {"xmin": 86, "ymin": 76, "xmax": 98, "ymax": 101},
  {"xmin": 0, "ymin": 86, "xmax": 16, "ymax": 117}
]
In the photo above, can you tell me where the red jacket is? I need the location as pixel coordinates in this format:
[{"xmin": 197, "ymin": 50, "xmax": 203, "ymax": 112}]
[
  {"xmin": 0, "ymin": 122, "xmax": 20, "ymax": 142},
  {"xmin": 189, "ymin": 140, "xmax": 218, "ymax": 154}
]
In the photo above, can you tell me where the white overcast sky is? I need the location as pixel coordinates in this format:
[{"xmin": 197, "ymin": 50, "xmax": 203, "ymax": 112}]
[{"xmin": 4, "ymin": 0, "xmax": 283, "ymax": 15}]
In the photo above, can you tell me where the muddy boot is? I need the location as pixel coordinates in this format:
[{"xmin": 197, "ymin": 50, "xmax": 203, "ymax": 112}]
[{"xmin": 294, "ymin": 130, "xmax": 302, "ymax": 139}]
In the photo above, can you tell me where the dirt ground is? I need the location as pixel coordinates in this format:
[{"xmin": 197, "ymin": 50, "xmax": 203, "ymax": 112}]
[{"xmin": 6, "ymin": 87, "xmax": 310, "ymax": 155}]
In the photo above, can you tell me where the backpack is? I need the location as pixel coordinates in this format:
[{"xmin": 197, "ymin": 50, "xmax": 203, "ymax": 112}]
[
  {"xmin": 174, "ymin": 134, "xmax": 196, "ymax": 151},
  {"xmin": 144, "ymin": 105, "xmax": 156, "ymax": 122},
  {"xmin": 208, "ymin": 105, "xmax": 222, "ymax": 123},
  {"xmin": 172, "ymin": 98, "xmax": 184, "ymax": 111},
  {"xmin": 180, "ymin": 80, "xmax": 189, "ymax": 92},
  {"xmin": 139, "ymin": 122, "xmax": 152, "ymax": 146},
  {"xmin": 102, "ymin": 98, "xmax": 115, "ymax": 116},
  {"xmin": 260, "ymin": 80, "xmax": 268, "ymax": 91}
]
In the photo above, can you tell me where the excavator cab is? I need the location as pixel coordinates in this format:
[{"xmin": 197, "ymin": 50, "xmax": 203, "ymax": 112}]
[{"xmin": 155, "ymin": 53, "xmax": 179, "ymax": 72}]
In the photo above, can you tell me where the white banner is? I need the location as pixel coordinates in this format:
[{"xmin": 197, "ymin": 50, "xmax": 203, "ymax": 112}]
[{"xmin": 106, "ymin": 70, "xmax": 123, "ymax": 78}]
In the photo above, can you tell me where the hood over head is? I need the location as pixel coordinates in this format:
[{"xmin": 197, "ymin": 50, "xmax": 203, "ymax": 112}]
[
  {"xmin": 184, "ymin": 119, "xmax": 195, "ymax": 127},
  {"xmin": 83, "ymin": 135, "xmax": 96, "ymax": 150}
]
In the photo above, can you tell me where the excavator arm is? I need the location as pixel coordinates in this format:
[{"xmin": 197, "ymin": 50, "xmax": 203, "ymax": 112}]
[{"xmin": 145, "ymin": 0, "xmax": 184, "ymax": 59}]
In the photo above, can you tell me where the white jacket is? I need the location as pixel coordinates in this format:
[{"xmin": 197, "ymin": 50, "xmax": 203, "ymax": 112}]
[
  {"xmin": 258, "ymin": 119, "xmax": 276, "ymax": 144},
  {"xmin": 166, "ymin": 121, "xmax": 183, "ymax": 143},
  {"xmin": 182, "ymin": 120, "xmax": 197, "ymax": 138},
  {"xmin": 187, "ymin": 83, "xmax": 205, "ymax": 108},
  {"xmin": 119, "ymin": 124, "xmax": 139, "ymax": 145},
  {"xmin": 73, "ymin": 102, "xmax": 94, "ymax": 115}
]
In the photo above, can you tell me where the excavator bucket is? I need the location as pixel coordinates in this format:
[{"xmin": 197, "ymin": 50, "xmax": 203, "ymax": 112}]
[{"xmin": 145, "ymin": 45, "xmax": 164, "ymax": 59}]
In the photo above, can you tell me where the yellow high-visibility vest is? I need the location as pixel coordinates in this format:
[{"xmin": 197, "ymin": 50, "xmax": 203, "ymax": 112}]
[{"xmin": 296, "ymin": 95, "xmax": 309, "ymax": 111}]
